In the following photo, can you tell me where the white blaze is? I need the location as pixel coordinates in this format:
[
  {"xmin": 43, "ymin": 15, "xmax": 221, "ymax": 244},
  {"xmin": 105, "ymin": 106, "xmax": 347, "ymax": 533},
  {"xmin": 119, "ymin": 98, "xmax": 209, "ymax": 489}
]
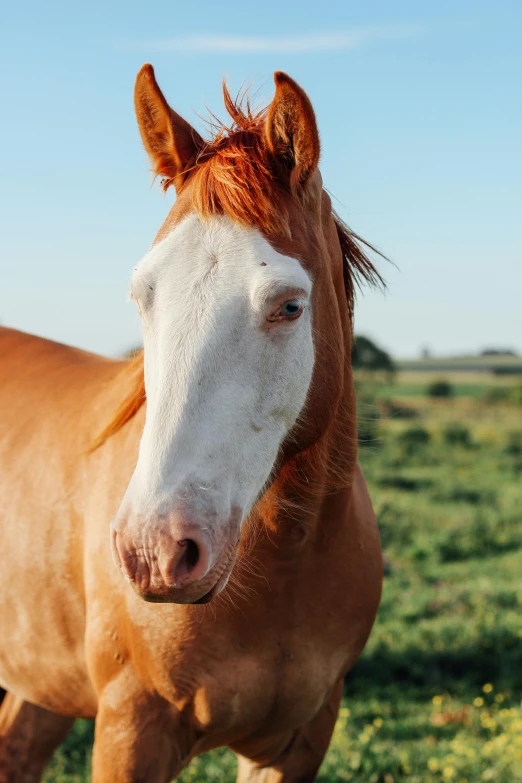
[{"xmin": 127, "ymin": 213, "xmax": 314, "ymax": 531}]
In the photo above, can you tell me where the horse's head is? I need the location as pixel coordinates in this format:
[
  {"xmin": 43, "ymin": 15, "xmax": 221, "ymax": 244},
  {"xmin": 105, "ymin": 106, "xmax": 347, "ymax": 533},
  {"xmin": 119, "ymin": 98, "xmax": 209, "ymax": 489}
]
[{"xmin": 111, "ymin": 65, "xmax": 378, "ymax": 603}]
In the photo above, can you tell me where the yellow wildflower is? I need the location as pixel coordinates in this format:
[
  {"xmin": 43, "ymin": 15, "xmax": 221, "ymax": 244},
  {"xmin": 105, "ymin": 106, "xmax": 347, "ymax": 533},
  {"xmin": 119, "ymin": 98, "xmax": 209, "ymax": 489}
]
[{"xmin": 349, "ymin": 752, "xmax": 361, "ymax": 770}]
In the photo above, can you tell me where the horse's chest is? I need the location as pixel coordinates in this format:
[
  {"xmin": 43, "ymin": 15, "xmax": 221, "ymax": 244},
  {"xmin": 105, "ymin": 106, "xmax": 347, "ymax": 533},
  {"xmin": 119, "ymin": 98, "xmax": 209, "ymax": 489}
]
[
  {"xmin": 131, "ymin": 541, "xmax": 378, "ymax": 743},
  {"xmin": 172, "ymin": 623, "xmax": 346, "ymax": 739},
  {"xmin": 241, "ymin": 642, "xmax": 336, "ymax": 727}
]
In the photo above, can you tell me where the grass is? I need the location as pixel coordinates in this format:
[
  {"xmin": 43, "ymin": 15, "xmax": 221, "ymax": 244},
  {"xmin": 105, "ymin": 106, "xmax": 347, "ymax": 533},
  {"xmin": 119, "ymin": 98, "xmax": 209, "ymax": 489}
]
[{"xmin": 44, "ymin": 379, "xmax": 522, "ymax": 782}]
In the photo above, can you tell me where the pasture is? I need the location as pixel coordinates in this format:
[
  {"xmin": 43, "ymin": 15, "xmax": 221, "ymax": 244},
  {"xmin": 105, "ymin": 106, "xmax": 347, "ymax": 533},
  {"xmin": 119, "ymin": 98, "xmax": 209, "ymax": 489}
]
[{"xmin": 45, "ymin": 373, "xmax": 522, "ymax": 782}]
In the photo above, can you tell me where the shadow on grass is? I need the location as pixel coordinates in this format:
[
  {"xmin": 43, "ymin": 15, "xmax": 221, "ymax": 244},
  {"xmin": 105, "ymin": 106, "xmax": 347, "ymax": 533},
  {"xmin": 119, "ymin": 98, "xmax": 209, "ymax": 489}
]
[{"xmin": 345, "ymin": 626, "xmax": 522, "ymax": 700}]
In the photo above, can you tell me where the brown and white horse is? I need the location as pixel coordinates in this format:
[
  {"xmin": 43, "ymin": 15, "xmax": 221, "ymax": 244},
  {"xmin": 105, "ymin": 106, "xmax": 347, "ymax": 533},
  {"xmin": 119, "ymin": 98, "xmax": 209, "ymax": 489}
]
[{"xmin": 0, "ymin": 65, "xmax": 382, "ymax": 781}]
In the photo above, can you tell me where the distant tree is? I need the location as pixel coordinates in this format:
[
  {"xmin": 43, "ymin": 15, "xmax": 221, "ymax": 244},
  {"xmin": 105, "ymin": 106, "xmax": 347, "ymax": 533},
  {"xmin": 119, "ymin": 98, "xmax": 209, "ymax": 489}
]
[
  {"xmin": 428, "ymin": 379, "xmax": 453, "ymax": 398},
  {"xmin": 351, "ymin": 335, "xmax": 395, "ymax": 377}
]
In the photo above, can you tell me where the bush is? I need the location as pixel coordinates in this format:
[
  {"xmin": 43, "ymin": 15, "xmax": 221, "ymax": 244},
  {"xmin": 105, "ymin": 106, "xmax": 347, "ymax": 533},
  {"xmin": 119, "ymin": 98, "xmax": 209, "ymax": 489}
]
[
  {"xmin": 398, "ymin": 426, "xmax": 431, "ymax": 447},
  {"xmin": 442, "ymin": 422, "xmax": 472, "ymax": 447},
  {"xmin": 505, "ymin": 431, "xmax": 522, "ymax": 456},
  {"xmin": 428, "ymin": 380, "xmax": 453, "ymax": 398},
  {"xmin": 396, "ymin": 426, "xmax": 432, "ymax": 458}
]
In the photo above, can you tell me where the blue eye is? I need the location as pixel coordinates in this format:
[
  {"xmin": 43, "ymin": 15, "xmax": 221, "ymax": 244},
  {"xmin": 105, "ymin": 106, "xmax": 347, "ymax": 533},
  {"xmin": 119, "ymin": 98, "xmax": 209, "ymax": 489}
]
[{"xmin": 281, "ymin": 301, "xmax": 302, "ymax": 317}]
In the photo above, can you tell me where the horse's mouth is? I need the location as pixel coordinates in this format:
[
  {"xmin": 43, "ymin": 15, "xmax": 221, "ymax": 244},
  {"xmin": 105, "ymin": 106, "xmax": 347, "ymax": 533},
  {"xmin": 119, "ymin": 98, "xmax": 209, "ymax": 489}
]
[
  {"xmin": 192, "ymin": 559, "xmax": 233, "ymax": 604},
  {"xmin": 193, "ymin": 584, "xmax": 219, "ymax": 604},
  {"xmin": 137, "ymin": 544, "xmax": 236, "ymax": 605},
  {"xmin": 140, "ymin": 574, "xmax": 226, "ymax": 604}
]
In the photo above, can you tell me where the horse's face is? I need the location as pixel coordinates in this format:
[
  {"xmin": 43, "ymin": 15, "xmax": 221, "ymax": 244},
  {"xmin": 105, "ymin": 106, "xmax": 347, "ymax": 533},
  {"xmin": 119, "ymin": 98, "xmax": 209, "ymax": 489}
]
[
  {"xmin": 112, "ymin": 213, "xmax": 314, "ymax": 602},
  {"xmin": 111, "ymin": 66, "xmax": 338, "ymax": 603}
]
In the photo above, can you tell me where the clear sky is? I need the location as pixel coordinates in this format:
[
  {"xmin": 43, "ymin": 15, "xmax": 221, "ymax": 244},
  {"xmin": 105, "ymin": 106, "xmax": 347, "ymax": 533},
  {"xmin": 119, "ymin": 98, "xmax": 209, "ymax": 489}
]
[{"xmin": 1, "ymin": 0, "xmax": 520, "ymax": 359}]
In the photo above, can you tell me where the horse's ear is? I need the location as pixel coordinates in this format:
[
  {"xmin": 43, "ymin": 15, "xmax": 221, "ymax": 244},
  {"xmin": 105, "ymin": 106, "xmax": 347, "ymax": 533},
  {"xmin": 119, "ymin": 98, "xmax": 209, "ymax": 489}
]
[
  {"xmin": 265, "ymin": 72, "xmax": 320, "ymax": 190},
  {"xmin": 134, "ymin": 64, "xmax": 204, "ymax": 190}
]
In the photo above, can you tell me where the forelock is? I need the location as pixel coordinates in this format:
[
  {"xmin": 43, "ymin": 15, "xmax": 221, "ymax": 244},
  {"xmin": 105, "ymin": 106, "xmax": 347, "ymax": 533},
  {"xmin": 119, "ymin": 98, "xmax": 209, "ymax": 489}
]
[{"xmin": 168, "ymin": 84, "xmax": 292, "ymax": 237}]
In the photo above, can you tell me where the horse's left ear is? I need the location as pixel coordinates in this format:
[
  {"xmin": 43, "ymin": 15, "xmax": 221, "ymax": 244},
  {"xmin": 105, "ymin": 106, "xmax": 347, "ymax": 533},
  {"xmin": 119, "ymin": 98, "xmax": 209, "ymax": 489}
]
[{"xmin": 265, "ymin": 72, "xmax": 320, "ymax": 190}]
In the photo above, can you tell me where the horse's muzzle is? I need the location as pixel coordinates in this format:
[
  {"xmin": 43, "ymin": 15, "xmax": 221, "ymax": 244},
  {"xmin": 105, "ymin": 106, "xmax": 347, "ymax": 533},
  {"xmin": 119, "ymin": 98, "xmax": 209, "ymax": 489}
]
[{"xmin": 110, "ymin": 511, "xmax": 240, "ymax": 603}]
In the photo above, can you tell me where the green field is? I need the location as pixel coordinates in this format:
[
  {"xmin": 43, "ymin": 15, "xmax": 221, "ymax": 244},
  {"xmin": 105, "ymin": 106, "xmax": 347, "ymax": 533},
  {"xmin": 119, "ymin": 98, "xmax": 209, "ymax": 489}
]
[
  {"xmin": 359, "ymin": 369, "xmax": 522, "ymax": 402},
  {"xmin": 45, "ymin": 377, "xmax": 522, "ymax": 782},
  {"xmin": 396, "ymin": 355, "xmax": 522, "ymax": 375}
]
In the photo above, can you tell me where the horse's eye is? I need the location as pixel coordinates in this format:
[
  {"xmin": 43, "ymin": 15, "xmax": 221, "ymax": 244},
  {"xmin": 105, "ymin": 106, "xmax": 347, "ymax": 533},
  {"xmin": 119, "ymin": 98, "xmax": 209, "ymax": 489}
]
[
  {"xmin": 267, "ymin": 299, "xmax": 305, "ymax": 323},
  {"xmin": 281, "ymin": 301, "xmax": 303, "ymax": 318}
]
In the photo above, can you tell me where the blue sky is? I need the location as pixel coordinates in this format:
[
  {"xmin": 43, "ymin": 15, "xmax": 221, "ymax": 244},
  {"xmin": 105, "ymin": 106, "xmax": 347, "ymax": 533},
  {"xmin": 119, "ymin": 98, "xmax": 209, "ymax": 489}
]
[{"xmin": 1, "ymin": 0, "xmax": 520, "ymax": 358}]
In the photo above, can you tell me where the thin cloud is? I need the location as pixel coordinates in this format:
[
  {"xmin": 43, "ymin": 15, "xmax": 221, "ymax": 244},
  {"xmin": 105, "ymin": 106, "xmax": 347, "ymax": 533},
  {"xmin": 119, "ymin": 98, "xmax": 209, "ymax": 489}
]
[{"xmin": 122, "ymin": 25, "xmax": 422, "ymax": 55}]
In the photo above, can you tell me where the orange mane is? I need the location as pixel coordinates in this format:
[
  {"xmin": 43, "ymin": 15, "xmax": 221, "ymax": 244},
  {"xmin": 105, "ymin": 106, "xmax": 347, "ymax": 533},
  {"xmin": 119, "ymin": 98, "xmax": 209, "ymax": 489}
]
[
  {"xmin": 179, "ymin": 85, "xmax": 291, "ymax": 237},
  {"xmin": 90, "ymin": 353, "xmax": 145, "ymax": 452},
  {"xmin": 91, "ymin": 85, "xmax": 383, "ymax": 451}
]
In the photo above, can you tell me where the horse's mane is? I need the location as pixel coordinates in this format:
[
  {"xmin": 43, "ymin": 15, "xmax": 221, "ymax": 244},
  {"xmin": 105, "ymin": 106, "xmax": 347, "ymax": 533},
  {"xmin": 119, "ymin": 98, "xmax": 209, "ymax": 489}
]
[
  {"xmin": 91, "ymin": 85, "xmax": 384, "ymax": 451},
  {"xmin": 90, "ymin": 353, "xmax": 145, "ymax": 451},
  {"xmin": 334, "ymin": 213, "xmax": 385, "ymax": 320},
  {"xmin": 182, "ymin": 85, "xmax": 291, "ymax": 237}
]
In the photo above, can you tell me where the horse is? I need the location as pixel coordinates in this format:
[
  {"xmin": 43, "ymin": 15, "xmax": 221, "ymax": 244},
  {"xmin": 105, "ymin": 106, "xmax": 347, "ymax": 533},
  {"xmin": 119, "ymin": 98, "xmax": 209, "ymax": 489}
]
[{"xmin": 0, "ymin": 65, "xmax": 383, "ymax": 782}]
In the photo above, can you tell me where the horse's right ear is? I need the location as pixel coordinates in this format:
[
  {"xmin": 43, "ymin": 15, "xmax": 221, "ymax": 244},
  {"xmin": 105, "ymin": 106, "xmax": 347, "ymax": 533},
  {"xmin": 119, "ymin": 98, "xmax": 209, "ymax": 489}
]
[
  {"xmin": 134, "ymin": 64, "xmax": 204, "ymax": 191},
  {"xmin": 265, "ymin": 72, "xmax": 320, "ymax": 191}
]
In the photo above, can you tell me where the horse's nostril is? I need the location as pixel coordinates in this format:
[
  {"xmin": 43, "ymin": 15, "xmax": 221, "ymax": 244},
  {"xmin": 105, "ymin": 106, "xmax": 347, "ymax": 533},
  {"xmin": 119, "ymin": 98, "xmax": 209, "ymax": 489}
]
[
  {"xmin": 179, "ymin": 538, "xmax": 200, "ymax": 572},
  {"xmin": 168, "ymin": 533, "xmax": 211, "ymax": 587}
]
